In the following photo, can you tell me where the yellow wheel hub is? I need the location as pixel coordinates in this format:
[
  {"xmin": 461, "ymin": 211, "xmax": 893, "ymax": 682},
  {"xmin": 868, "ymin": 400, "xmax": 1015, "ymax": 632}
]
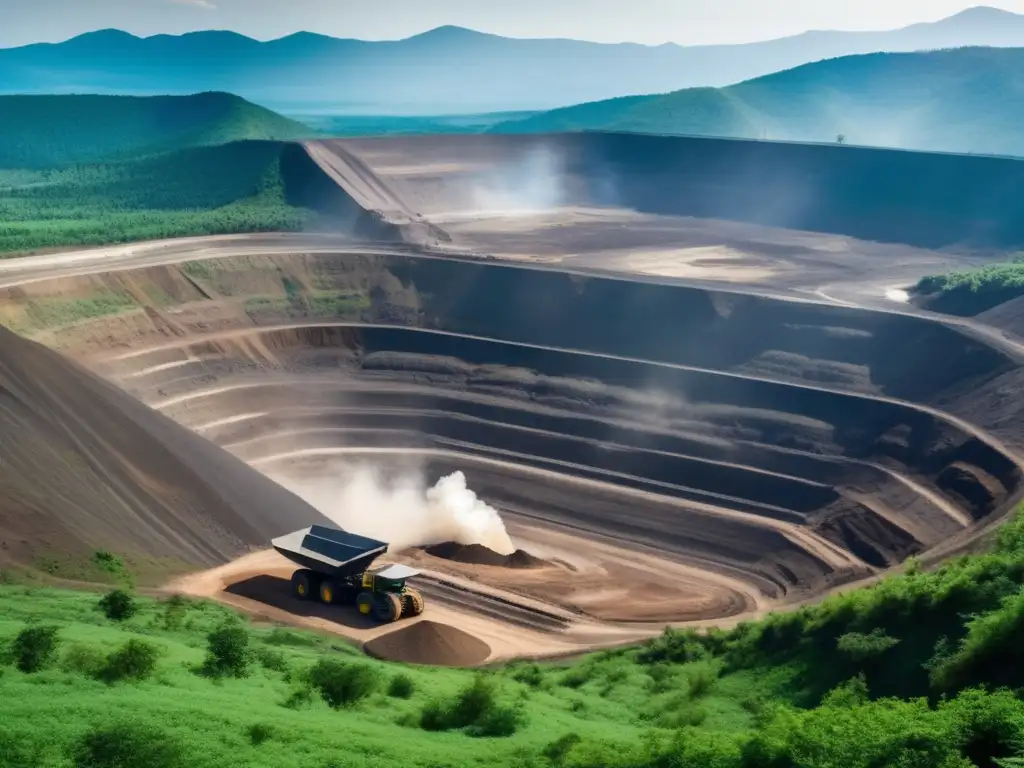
[
  {"xmin": 297, "ymin": 584, "xmax": 305, "ymax": 596},
  {"xmin": 322, "ymin": 586, "xmax": 333, "ymax": 603},
  {"xmin": 359, "ymin": 603, "xmax": 370, "ymax": 614}
]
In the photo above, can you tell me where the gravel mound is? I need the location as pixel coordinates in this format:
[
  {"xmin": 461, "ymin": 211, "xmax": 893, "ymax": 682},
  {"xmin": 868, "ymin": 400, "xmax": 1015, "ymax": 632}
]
[
  {"xmin": 424, "ymin": 542, "xmax": 546, "ymax": 569},
  {"xmin": 364, "ymin": 620, "xmax": 491, "ymax": 666}
]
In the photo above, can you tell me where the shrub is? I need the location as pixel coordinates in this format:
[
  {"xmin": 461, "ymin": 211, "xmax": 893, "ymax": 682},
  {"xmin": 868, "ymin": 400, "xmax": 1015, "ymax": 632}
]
[
  {"xmin": 283, "ymin": 685, "xmax": 314, "ymax": 710},
  {"xmin": 0, "ymin": 726, "xmax": 42, "ymax": 768},
  {"xmin": 12, "ymin": 625, "xmax": 60, "ymax": 673},
  {"xmin": 98, "ymin": 589, "xmax": 137, "ymax": 622},
  {"xmin": 509, "ymin": 662, "xmax": 546, "ymax": 688},
  {"xmin": 254, "ymin": 646, "xmax": 290, "ymax": 674},
  {"xmin": 543, "ymin": 733, "xmax": 582, "ymax": 765},
  {"xmin": 685, "ymin": 662, "xmax": 720, "ymax": 700},
  {"xmin": 637, "ymin": 627, "xmax": 711, "ymax": 665},
  {"xmin": 247, "ymin": 723, "xmax": 274, "ymax": 746},
  {"xmin": 61, "ymin": 644, "xmax": 107, "ymax": 678},
  {"xmin": 387, "ymin": 673, "xmax": 415, "ymax": 699},
  {"xmin": 307, "ymin": 659, "xmax": 380, "ymax": 708},
  {"xmin": 100, "ymin": 639, "xmax": 159, "ymax": 683},
  {"xmin": 468, "ymin": 703, "xmax": 523, "ymax": 738},
  {"xmin": 71, "ymin": 721, "xmax": 183, "ymax": 768},
  {"xmin": 161, "ymin": 595, "xmax": 190, "ymax": 631},
  {"xmin": 201, "ymin": 622, "xmax": 250, "ymax": 678},
  {"xmin": 419, "ymin": 675, "xmax": 523, "ymax": 737}
]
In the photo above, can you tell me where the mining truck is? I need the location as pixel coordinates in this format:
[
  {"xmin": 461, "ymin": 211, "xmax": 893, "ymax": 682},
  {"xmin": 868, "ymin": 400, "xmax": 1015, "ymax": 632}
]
[{"xmin": 271, "ymin": 524, "xmax": 425, "ymax": 623}]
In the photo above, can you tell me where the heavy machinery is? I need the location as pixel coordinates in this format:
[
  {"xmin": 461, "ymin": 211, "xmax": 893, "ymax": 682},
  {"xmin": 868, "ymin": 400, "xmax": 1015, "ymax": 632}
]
[{"xmin": 271, "ymin": 524, "xmax": 425, "ymax": 623}]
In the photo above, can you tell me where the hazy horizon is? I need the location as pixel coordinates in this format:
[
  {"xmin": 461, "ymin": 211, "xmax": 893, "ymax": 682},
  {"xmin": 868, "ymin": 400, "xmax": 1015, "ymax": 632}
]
[{"xmin": 1, "ymin": 0, "xmax": 1023, "ymax": 49}]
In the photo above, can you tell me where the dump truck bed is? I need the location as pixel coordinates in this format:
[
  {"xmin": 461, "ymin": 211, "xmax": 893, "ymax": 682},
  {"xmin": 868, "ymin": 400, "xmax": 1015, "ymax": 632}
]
[{"xmin": 272, "ymin": 524, "xmax": 389, "ymax": 577}]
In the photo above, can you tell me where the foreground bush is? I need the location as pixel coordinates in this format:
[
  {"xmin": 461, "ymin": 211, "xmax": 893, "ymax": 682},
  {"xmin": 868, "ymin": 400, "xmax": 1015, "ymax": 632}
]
[
  {"xmin": 307, "ymin": 659, "xmax": 380, "ymax": 708},
  {"xmin": 12, "ymin": 625, "xmax": 60, "ymax": 673},
  {"xmin": 420, "ymin": 675, "xmax": 524, "ymax": 737},
  {"xmin": 98, "ymin": 589, "xmax": 137, "ymax": 622},
  {"xmin": 72, "ymin": 721, "xmax": 183, "ymax": 768},
  {"xmin": 100, "ymin": 639, "xmax": 159, "ymax": 683},
  {"xmin": 201, "ymin": 622, "xmax": 250, "ymax": 678}
]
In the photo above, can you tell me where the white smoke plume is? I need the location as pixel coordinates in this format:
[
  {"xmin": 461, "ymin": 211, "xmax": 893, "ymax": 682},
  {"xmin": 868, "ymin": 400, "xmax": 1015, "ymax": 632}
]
[
  {"xmin": 274, "ymin": 464, "xmax": 515, "ymax": 555},
  {"xmin": 467, "ymin": 144, "xmax": 567, "ymax": 214}
]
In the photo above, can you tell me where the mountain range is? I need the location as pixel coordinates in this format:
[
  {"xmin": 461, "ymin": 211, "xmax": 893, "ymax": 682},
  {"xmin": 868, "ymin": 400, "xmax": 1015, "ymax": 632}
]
[
  {"xmin": 491, "ymin": 46, "xmax": 1024, "ymax": 157},
  {"xmin": 2, "ymin": 6, "xmax": 1024, "ymax": 113}
]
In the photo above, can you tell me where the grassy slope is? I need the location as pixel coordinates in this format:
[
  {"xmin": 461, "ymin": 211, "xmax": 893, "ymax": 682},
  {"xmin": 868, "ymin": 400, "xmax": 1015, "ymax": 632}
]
[
  {"xmin": 0, "ymin": 92, "xmax": 315, "ymax": 169},
  {"xmin": 3, "ymin": 508, "xmax": 1024, "ymax": 767},
  {"xmin": 0, "ymin": 141, "xmax": 314, "ymax": 254},
  {"xmin": 491, "ymin": 47, "xmax": 1024, "ymax": 156}
]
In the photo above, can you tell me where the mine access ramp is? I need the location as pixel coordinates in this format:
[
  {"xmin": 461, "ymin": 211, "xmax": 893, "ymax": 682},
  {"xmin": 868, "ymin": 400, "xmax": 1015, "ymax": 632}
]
[{"xmin": 272, "ymin": 524, "xmax": 424, "ymax": 623}]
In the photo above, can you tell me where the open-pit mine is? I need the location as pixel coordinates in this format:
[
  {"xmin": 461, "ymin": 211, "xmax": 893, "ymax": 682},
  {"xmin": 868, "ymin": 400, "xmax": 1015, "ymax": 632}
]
[{"xmin": 3, "ymin": 132, "xmax": 1024, "ymax": 665}]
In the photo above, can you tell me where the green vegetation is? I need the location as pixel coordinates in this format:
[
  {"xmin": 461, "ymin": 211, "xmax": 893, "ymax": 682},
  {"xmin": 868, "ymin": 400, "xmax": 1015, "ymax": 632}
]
[
  {"xmin": 2, "ymin": 508, "xmax": 1024, "ymax": 766},
  {"xmin": 0, "ymin": 140, "xmax": 315, "ymax": 255},
  {"xmin": 292, "ymin": 111, "xmax": 539, "ymax": 137},
  {"xmin": 492, "ymin": 47, "xmax": 1024, "ymax": 157},
  {"xmin": 0, "ymin": 93, "xmax": 314, "ymax": 169},
  {"xmin": 915, "ymin": 255, "xmax": 1024, "ymax": 316}
]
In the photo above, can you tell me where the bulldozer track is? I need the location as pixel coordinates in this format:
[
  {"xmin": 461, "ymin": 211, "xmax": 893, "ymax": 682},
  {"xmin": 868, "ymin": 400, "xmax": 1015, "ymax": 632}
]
[{"xmin": 417, "ymin": 576, "xmax": 572, "ymax": 633}]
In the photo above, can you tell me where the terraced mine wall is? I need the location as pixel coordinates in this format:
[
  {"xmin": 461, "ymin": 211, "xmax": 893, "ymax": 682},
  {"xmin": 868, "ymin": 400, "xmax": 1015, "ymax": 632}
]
[
  {"xmin": 342, "ymin": 132, "xmax": 1024, "ymax": 249},
  {"xmin": 15, "ymin": 249, "xmax": 1019, "ymax": 606}
]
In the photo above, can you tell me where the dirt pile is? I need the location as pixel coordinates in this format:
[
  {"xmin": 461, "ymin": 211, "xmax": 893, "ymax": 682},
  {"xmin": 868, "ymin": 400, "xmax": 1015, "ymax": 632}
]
[
  {"xmin": 424, "ymin": 542, "xmax": 546, "ymax": 569},
  {"xmin": 363, "ymin": 620, "xmax": 491, "ymax": 666},
  {"xmin": 0, "ymin": 325, "xmax": 327, "ymax": 569}
]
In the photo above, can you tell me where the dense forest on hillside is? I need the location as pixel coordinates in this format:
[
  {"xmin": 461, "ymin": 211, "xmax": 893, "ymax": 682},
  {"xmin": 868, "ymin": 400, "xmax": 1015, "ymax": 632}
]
[{"xmin": 0, "ymin": 141, "xmax": 314, "ymax": 253}]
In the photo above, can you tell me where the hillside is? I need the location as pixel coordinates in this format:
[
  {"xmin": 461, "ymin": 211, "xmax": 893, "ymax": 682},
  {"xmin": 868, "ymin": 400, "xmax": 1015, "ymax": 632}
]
[
  {"xmin": 3, "ymin": 7, "xmax": 1024, "ymax": 112},
  {"xmin": 0, "ymin": 323, "xmax": 326, "ymax": 577},
  {"xmin": 0, "ymin": 141, "xmax": 322, "ymax": 253},
  {"xmin": 492, "ymin": 47, "xmax": 1024, "ymax": 157},
  {"xmin": 0, "ymin": 92, "xmax": 314, "ymax": 168},
  {"xmin": 1, "ymin": 509, "xmax": 1023, "ymax": 766}
]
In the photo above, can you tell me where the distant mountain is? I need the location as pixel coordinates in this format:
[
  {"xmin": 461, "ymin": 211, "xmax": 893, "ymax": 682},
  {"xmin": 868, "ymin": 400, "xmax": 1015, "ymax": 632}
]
[
  {"xmin": 0, "ymin": 92, "xmax": 314, "ymax": 168},
  {"xmin": 491, "ymin": 46, "xmax": 1024, "ymax": 157},
  {"xmin": 4, "ymin": 7, "xmax": 1024, "ymax": 113}
]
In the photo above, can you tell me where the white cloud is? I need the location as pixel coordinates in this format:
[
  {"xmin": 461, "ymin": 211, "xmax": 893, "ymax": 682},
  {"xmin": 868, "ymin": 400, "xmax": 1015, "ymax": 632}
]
[{"xmin": 169, "ymin": 0, "xmax": 217, "ymax": 10}]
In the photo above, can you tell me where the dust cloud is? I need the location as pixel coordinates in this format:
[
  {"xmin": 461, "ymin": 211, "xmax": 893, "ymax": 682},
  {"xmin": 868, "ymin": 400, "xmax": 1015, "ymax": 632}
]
[
  {"xmin": 467, "ymin": 144, "xmax": 567, "ymax": 214},
  {"xmin": 275, "ymin": 464, "xmax": 516, "ymax": 555}
]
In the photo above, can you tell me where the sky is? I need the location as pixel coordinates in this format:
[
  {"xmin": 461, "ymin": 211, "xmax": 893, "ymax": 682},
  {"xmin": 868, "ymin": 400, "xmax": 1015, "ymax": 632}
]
[{"xmin": 0, "ymin": 0, "xmax": 1022, "ymax": 48}]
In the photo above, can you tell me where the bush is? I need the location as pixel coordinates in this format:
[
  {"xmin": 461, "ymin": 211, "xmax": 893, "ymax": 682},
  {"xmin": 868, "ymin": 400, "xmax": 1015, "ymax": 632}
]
[
  {"xmin": 254, "ymin": 646, "xmax": 290, "ymax": 674},
  {"xmin": 201, "ymin": 622, "xmax": 250, "ymax": 678},
  {"xmin": 71, "ymin": 721, "xmax": 183, "ymax": 768},
  {"xmin": 419, "ymin": 675, "xmax": 523, "ymax": 737},
  {"xmin": 637, "ymin": 628, "xmax": 712, "ymax": 665},
  {"xmin": 12, "ymin": 625, "xmax": 60, "ymax": 673},
  {"xmin": 100, "ymin": 639, "xmax": 159, "ymax": 683},
  {"xmin": 61, "ymin": 644, "xmax": 107, "ymax": 678},
  {"xmin": 467, "ymin": 703, "xmax": 523, "ymax": 738},
  {"xmin": 247, "ymin": 723, "xmax": 275, "ymax": 746},
  {"xmin": 543, "ymin": 733, "xmax": 583, "ymax": 765},
  {"xmin": 98, "ymin": 589, "xmax": 137, "ymax": 622},
  {"xmin": 307, "ymin": 659, "xmax": 380, "ymax": 708},
  {"xmin": 387, "ymin": 673, "xmax": 415, "ymax": 699},
  {"xmin": 0, "ymin": 726, "xmax": 43, "ymax": 768},
  {"xmin": 509, "ymin": 662, "xmax": 546, "ymax": 688},
  {"xmin": 161, "ymin": 595, "xmax": 190, "ymax": 631}
]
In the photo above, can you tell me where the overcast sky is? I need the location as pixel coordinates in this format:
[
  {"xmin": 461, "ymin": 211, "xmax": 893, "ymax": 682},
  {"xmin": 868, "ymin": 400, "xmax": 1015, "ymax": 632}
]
[{"xmin": 0, "ymin": 0, "xmax": 1021, "ymax": 48}]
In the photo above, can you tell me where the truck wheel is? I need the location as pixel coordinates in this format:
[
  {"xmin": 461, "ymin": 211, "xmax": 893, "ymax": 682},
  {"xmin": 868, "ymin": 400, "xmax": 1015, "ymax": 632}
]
[
  {"xmin": 402, "ymin": 588, "xmax": 425, "ymax": 618},
  {"xmin": 319, "ymin": 578, "xmax": 338, "ymax": 605},
  {"xmin": 356, "ymin": 591, "xmax": 375, "ymax": 616},
  {"xmin": 291, "ymin": 570, "xmax": 316, "ymax": 600},
  {"xmin": 373, "ymin": 593, "xmax": 402, "ymax": 623}
]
